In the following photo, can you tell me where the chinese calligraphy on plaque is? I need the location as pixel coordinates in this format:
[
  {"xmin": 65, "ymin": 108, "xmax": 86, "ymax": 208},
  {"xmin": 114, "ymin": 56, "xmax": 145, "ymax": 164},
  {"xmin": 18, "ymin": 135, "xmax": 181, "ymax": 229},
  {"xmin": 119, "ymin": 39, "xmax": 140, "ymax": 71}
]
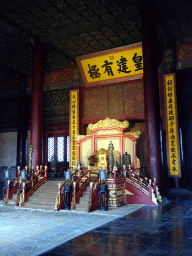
[
  {"xmin": 165, "ymin": 74, "xmax": 181, "ymax": 177},
  {"xmin": 70, "ymin": 90, "xmax": 79, "ymax": 167},
  {"xmin": 76, "ymin": 43, "xmax": 143, "ymax": 86}
]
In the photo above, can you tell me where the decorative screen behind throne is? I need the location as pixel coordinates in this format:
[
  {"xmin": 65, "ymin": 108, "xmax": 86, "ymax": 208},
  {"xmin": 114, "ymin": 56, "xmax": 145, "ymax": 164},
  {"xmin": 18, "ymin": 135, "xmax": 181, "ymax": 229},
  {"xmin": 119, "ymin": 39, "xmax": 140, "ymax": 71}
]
[{"xmin": 75, "ymin": 118, "xmax": 141, "ymax": 170}]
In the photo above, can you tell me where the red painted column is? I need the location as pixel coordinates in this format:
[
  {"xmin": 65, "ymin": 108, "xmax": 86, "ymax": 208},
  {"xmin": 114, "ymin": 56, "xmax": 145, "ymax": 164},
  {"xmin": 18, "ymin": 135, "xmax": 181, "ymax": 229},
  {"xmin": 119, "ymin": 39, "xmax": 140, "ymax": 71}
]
[
  {"xmin": 31, "ymin": 41, "xmax": 44, "ymax": 169},
  {"xmin": 17, "ymin": 78, "xmax": 28, "ymax": 169},
  {"xmin": 141, "ymin": 6, "xmax": 162, "ymax": 187}
]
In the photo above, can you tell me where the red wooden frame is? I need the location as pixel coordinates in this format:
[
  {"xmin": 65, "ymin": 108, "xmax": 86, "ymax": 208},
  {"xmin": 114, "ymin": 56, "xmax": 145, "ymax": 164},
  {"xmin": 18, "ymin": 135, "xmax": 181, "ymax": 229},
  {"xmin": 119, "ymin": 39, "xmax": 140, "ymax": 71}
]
[
  {"xmin": 76, "ymin": 128, "xmax": 138, "ymax": 169},
  {"xmin": 45, "ymin": 129, "xmax": 69, "ymax": 169},
  {"xmin": 76, "ymin": 42, "xmax": 143, "ymax": 87}
]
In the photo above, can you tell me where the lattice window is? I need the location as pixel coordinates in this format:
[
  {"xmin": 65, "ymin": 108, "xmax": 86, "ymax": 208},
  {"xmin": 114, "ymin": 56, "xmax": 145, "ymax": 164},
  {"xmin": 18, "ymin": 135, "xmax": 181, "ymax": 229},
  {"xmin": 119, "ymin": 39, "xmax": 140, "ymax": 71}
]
[
  {"xmin": 46, "ymin": 132, "xmax": 69, "ymax": 165},
  {"xmin": 57, "ymin": 136, "xmax": 64, "ymax": 162},
  {"xmin": 67, "ymin": 136, "xmax": 70, "ymax": 162},
  {"xmin": 48, "ymin": 137, "xmax": 54, "ymax": 162}
]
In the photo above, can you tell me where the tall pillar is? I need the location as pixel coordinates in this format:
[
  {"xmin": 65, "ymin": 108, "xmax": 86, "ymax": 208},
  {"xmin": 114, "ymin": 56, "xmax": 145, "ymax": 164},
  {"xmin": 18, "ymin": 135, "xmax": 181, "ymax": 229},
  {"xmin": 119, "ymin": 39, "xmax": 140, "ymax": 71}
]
[
  {"xmin": 31, "ymin": 41, "xmax": 44, "ymax": 169},
  {"xmin": 141, "ymin": 6, "xmax": 162, "ymax": 187},
  {"xmin": 17, "ymin": 78, "xmax": 28, "ymax": 169}
]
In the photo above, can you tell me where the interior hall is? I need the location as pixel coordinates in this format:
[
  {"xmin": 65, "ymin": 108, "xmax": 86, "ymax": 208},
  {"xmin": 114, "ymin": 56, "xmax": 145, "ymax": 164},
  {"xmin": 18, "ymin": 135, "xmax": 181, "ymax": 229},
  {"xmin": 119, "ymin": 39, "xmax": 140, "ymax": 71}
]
[{"xmin": 1, "ymin": 0, "xmax": 192, "ymax": 255}]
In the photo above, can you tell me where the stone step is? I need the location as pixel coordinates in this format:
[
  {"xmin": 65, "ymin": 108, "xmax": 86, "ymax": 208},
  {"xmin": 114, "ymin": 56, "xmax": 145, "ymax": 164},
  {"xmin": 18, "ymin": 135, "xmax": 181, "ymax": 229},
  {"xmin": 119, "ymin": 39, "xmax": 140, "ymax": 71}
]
[
  {"xmin": 83, "ymin": 190, "xmax": 90, "ymax": 194},
  {"xmin": 22, "ymin": 180, "xmax": 59, "ymax": 209},
  {"xmin": 79, "ymin": 195, "xmax": 89, "ymax": 199},
  {"xmin": 34, "ymin": 190, "xmax": 58, "ymax": 195},
  {"xmin": 74, "ymin": 205, "xmax": 87, "ymax": 212},
  {"xmin": 24, "ymin": 200, "xmax": 55, "ymax": 206},
  {"xmin": 75, "ymin": 188, "xmax": 90, "ymax": 211},
  {"xmin": 38, "ymin": 181, "xmax": 60, "ymax": 185},
  {"xmin": 82, "ymin": 190, "xmax": 89, "ymax": 195},
  {"xmin": 76, "ymin": 199, "xmax": 89, "ymax": 205},
  {"xmin": 23, "ymin": 180, "xmax": 91, "ymax": 211},
  {"xmin": 76, "ymin": 204, "xmax": 88, "ymax": 210},
  {"xmin": 35, "ymin": 188, "xmax": 58, "ymax": 193},
  {"xmin": 35, "ymin": 188, "xmax": 58, "ymax": 192},
  {"xmin": 35, "ymin": 183, "xmax": 57, "ymax": 187},
  {"xmin": 39, "ymin": 182, "xmax": 59, "ymax": 186},
  {"xmin": 33, "ymin": 193, "xmax": 58, "ymax": 199},
  {"xmin": 5, "ymin": 194, "xmax": 18, "ymax": 206},
  {"xmin": 27, "ymin": 197, "xmax": 56, "ymax": 204},
  {"xmin": 35, "ymin": 192, "xmax": 57, "ymax": 196},
  {"xmin": 43, "ymin": 181, "xmax": 60, "ymax": 183},
  {"xmin": 36, "ymin": 190, "xmax": 57, "ymax": 193},
  {"xmin": 78, "ymin": 197, "xmax": 89, "ymax": 203},
  {"xmin": 37, "ymin": 186, "xmax": 58, "ymax": 191},
  {"xmin": 6, "ymin": 200, "xmax": 16, "ymax": 206},
  {"xmin": 22, "ymin": 203, "xmax": 55, "ymax": 210},
  {"xmin": 76, "ymin": 203, "xmax": 87, "ymax": 208}
]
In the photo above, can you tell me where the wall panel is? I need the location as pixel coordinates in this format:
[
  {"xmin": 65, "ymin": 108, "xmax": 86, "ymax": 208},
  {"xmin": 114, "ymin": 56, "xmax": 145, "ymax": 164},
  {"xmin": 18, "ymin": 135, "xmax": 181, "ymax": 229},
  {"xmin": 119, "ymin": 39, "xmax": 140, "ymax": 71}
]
[{"xmin": 83, "ymin": 79, "xmax": 144, "ymax": 120}]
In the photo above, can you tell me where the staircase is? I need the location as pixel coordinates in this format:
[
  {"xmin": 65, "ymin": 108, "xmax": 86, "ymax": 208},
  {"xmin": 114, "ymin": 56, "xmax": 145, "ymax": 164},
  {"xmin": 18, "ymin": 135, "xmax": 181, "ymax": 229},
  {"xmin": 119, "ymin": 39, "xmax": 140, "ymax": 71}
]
[
  {"xmin": 73, "ymin": 186, "xmax": 90, "ymax": 213},
  {"xmin": 125, "ymin": 173, "xmax": 162, "ymax": 206},
  {"xmin": 22, "ymin": 180, "xmax": 58, "ymax": 210}
]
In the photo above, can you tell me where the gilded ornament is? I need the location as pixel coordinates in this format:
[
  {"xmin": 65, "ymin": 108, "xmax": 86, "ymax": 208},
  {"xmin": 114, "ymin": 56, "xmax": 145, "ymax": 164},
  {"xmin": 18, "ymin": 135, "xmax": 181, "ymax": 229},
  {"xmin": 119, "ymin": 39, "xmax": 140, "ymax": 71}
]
[
  {"xmin": 88, "ymin": 117, "xmax": 129, "ymax": 130},
  {"xmin": 3, "ymin": 189, "xmax": 8, "ymax": 204},
  {"xmin": 74, "ymin": 134, "xmax": 86, "ymax": 141},
  {"xmin": 15, "ymin": 193, "xmax": 20, "ymax": 206},
  {"xmin": 19, "ymin": 191, "xmax": 24, "ymax": 206},
  {"xmin": 124, "ymin": 131, "xmax": 141, "ymax": 139},
  {"xmin": 55, "ymin": 193, "xmax": 60, "ymax": 210}
]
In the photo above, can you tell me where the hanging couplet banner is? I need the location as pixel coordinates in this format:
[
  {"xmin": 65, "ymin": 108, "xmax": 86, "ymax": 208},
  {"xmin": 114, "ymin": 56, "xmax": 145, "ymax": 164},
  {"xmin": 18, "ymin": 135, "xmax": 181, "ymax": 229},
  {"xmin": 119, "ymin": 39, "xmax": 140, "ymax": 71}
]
[
  {"xmin": 164, "ymin": 74, "xmax": 181, "ymax": 177},
  {"xmin": 76, "ymin": 42, "xmax": 143, "ymax": 87},
  {"xmin": 69, "ymin": 90, "xmax": 79, "ymax": 167}
]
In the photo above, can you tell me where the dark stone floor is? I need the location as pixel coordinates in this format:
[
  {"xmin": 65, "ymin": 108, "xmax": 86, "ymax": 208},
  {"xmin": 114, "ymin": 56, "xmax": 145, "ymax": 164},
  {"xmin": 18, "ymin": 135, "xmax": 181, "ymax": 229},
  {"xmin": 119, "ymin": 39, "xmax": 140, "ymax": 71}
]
[{"xmin": 39, "ymin": 189, "xmax": 192, "ymax": 256}]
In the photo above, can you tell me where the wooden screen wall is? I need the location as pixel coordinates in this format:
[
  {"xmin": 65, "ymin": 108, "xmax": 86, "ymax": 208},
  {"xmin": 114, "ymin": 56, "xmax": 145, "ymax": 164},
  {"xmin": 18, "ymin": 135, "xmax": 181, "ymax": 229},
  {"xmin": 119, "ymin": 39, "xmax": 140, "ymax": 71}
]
[{"xmin": 83, "ymin": 79, "xmax": 144, "ymax": 121}]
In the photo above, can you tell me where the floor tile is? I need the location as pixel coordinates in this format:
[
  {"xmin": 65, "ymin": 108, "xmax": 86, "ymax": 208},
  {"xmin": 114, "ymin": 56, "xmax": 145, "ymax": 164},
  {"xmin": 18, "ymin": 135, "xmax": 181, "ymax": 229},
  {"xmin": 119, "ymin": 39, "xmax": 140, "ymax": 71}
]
[
  {"xmin": 144, "ymin": 242, "xmax": 184, "ymax": 256},
  {"xmin": 128, "ymin": 235, "xmax": 159, "ymax": 245},
  {"xmin": 158, "ymin": 230, "xmax": 189, "ymax": 245},
  {"xmin": 39, "ymin": 252, "xmax": 66, "ymax": 256},
  {"xmin": 178, "ymin": 247, "xmax": 192, "ymax": 256},
  {"xmin": 1, "ymin": 189, "xmax": 192, "ymax": 256},
  {"xmin": 48, "ymin": 243, "xmax": 85, "ymax": 255},
  {"xmin": 109, "ymin": 244, "xmax": 151, "ymax": 256}
]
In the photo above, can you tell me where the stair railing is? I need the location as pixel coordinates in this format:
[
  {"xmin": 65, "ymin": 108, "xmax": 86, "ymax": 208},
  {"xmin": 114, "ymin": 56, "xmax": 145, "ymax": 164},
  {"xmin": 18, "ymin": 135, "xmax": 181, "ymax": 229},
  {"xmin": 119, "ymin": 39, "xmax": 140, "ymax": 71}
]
[
  {"xmin": 3, "ymin": 180, "xmax": 10, "ymax": 204},
  {"xmin": 71, "ymin": 169, "xmax": 91, "ymax": 210},
  {"xmin": 125, "ymin": 169, "xmax": 161, "ymax": 204},
  {"xmin": 126, "ymin": 169, "xmax": 150, "ymax": 194},
  {"xmin": 19, "ymin": 166, "xmax": 48, "ymax": 207},
  {"xmin": 87, "ymin": 175, "xmax": 100, "ymax": 212},
  {"xmin": 15, "ymin": 168, "xmax": 36, "ymax": 206},
  {"xmin": 3, "ymin": 171, "xmax": 21, "ymax": 204},
  {"xmin": 55, "ymin": 169, "xmax": 79, "ymax": 211}
]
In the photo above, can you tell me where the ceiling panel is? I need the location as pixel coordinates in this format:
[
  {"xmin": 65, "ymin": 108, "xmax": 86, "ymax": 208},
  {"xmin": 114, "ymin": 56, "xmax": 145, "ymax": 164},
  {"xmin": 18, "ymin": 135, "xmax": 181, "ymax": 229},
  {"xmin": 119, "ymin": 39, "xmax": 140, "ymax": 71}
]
[{"xmin": 0, "ymin": 0, "xmax": 191, "ymax": 83}]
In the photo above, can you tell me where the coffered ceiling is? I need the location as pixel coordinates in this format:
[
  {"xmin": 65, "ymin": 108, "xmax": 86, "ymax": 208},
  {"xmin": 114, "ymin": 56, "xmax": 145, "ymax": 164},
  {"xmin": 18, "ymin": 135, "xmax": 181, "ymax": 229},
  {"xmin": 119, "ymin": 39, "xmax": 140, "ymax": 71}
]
[{"xmin": 0, "ymin": 0, "xmax": 192, "ymax": 83}]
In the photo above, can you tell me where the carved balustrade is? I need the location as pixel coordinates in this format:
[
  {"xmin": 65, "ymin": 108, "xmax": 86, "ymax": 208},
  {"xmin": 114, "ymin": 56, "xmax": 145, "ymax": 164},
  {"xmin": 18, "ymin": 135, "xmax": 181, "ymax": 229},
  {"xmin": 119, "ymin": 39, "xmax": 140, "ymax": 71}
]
[
  {"xmin": 19, "ymin": 166, "xmax": 48, "ymax": 207},
  {"xmin": 87, "ymin": 176, "xmax": 100, "ymax": 212},
  {"xmin": 71, "ymin": 169, "xmax": 90, "ymax": 210}
]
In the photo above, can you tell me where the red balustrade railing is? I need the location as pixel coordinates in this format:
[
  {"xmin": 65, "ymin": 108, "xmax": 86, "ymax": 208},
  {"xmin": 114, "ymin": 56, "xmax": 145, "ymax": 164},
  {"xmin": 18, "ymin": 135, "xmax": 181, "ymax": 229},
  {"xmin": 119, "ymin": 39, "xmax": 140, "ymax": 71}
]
[
  {"xmin": 71, "ymin": 169, "xmax": 91, "ymax": 210},
  {"xmin": 55, "ymin": 169, "xmax": 79, "ymax": 211},
  {"xmin": 87, "ymin": 175, "xmax": 100, "ymax": 212},
  {"xmin": 3, "ymin": 171, "xmax": 22, "ymax": 204},
  {"xmin": 19, "ymin": 168, "xmax": 48, "ymax": 207},
  {"xmin": 126, "ymin": 169, "xmax": 150, "ymax": 194}
]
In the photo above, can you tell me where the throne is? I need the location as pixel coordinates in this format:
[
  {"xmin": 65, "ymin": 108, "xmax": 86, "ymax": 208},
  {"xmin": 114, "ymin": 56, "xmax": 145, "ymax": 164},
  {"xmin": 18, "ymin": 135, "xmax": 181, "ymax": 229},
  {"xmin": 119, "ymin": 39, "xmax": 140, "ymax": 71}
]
[
  {"xmin": 88, "ymin": 148, "xmax": 109, "ymax": 178},
  {"xmin": 75, "ymin": 117, "xmax": 141, "ymax": 170}
]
